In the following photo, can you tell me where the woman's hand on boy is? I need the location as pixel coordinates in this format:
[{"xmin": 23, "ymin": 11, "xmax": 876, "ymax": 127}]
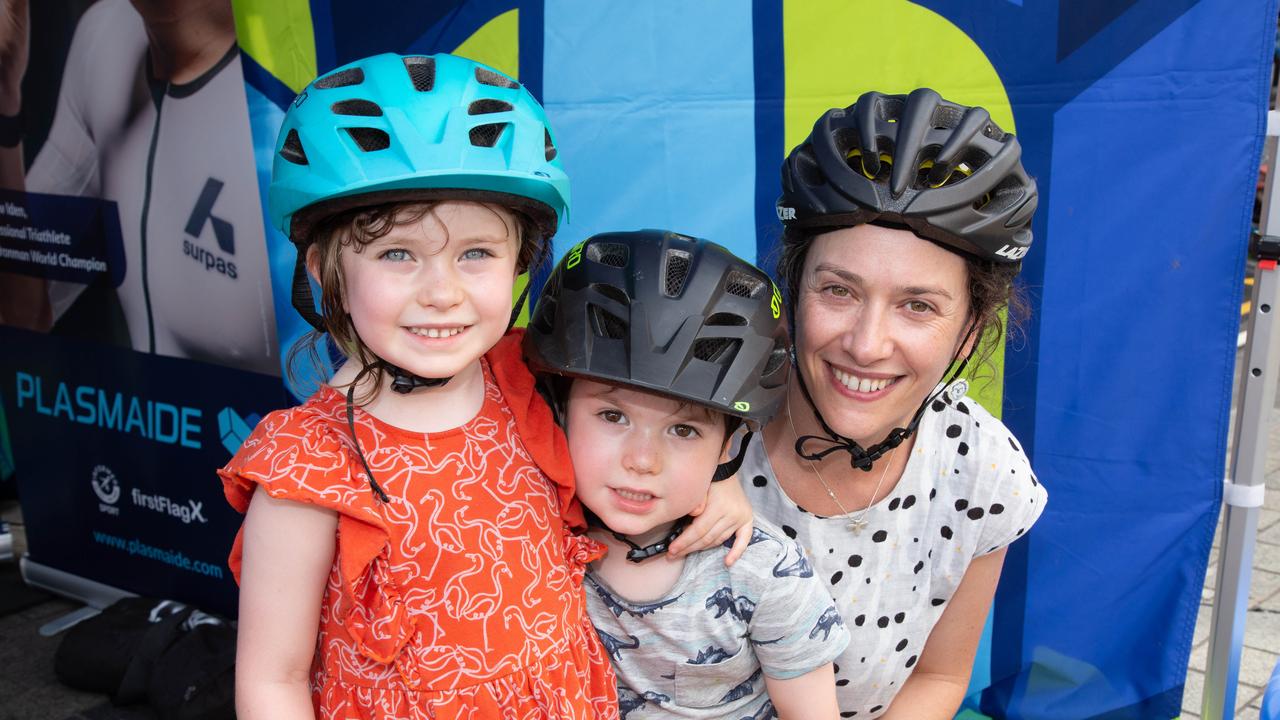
[{"xmin": 667, "ymin": 477, "xmax": 754, "ymax": 566}]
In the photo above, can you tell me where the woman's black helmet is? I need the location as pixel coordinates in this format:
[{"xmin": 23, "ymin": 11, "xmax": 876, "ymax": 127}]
[
  {"xmin": 524, "ymin": 230, "xmax": 790, "ymax": 429},
  {"xmin": 778, "ymin": 88, "xmax": 1037, "ymax": 263}
]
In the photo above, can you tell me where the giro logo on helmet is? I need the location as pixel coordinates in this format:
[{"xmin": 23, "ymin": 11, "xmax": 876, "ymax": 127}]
[
  {"xmin": 994, "ymin": 244, "xmax": 1029, "ymax": 260},
  {"xmin": 565, "ymin": 241, "xmax": 585, "ymax": 270},
  {"xmin": 777, "ymin": 206, "xmax": 796, "ymax": 221},
  {"xmin": 770, "ymin": 285, "xmax": 782, "ymax": 320},
  {"xmin": 734, "ymin": 401, "xmax": 751, "ymax": 413}
]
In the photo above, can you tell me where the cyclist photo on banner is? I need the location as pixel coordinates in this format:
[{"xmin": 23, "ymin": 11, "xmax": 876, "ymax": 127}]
[{"xmin": 0, "ymin": 0, "xmax": 280, "ymax": 376}]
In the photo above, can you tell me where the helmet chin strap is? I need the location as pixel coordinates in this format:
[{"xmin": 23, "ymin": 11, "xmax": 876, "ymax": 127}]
[
  {"xmin": 792, "ymin": 320, "xmax": 979, "ymax": 472},
  {"xmin": 582, "ymin": 506, "xmax": 691, "ymax": 563}
]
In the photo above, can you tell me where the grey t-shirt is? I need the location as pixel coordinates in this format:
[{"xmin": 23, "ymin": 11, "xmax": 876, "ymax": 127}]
[
  {"xmin": 585, "ymin": 519, "xmax": 851, "ymax": 720},
  {"xmin": 739, "ymin": 390, "xmax": 1047, "ymax": 718}
]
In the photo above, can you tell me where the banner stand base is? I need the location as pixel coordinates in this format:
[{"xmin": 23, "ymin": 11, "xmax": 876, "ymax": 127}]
[{"xmin": 20, "ymin": 555, "xmax": 133, "ymax": 635}]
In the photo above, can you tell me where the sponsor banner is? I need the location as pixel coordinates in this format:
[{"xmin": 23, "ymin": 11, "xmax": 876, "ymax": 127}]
[
  {"xmin": 0, "ymin": 188, "xmax": 125, "ymax": 287},
  {"xmin": 0, "ymin": 326, "xmax": 289, "ymax": 616}
]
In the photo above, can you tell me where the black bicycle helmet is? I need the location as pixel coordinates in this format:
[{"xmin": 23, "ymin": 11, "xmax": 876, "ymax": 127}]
[
  {"xmin": 778, "ymin": 87, "xmax": 1037, "ymax": 262},
  {"xmin": 524, "ymin": 230, "xmax": 790, "ymax": 430}
]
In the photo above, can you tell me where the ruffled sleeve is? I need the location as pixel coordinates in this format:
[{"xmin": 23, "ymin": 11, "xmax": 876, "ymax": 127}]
[
  {"xmin": 217, "ymin": 394, "xmax": 415, "ymax": 664},
  {"xmin": 487, "ymin": 330, "xmax": 587, "ymax": 530}
]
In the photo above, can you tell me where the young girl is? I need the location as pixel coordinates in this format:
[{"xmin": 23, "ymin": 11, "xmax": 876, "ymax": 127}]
[{"xmin": 218, "ymin": 54, "xmax": 749, "ymax": 719}]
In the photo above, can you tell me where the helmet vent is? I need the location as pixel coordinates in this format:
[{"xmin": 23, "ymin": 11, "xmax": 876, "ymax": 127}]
[
  {"xmin": 661, "ymin": 249, "xmax": 692, "ymax": 297},
  {"xmin": 469, "ymin": 123, "xmax": 509, "ymax": 148},
  {"xmin": 403, "ymin": 57, "xmax": 435, "ymax": 91},
  {"xmin": 530, "ymin": 298, "xmax": 556, "ymax": 334},
  {"xmin": 331, "ymin": 99, "xmax": 383, "ymax": 117},
  {"xmin": 314, "ymin": 67, "xmax": 364, "ymax": 89},
  {"xmin": 545, "ymin": 129, "xmax": 557, "ymax": 162},
  {"xmin": 794, "ymin": 144, "xmax": 825, "ymax": 187},
  {"xmin": 762, "ymin": 345, "xmax": 788, "ymax": 379},
  {"xmin": 468, "ymin": 99, "xmax": 513, "ymax": 115},
  {"xmin": 589, "ymin": 305, "xmax": 628, "ymax": 340},
  {"xmin": 705, "ymin": 313, "xmax": 747, "ymax": 327},
  {"xmin": 279, "ymin": 129, "xmax": 308, "ymax": 165},
  {"xmin": 692, "ymin": 338, "xmax": 740, "ymax": 364},
  {"xmin": 724, "ymin": 270, "xmax": 765, "ymax": 299},
  {"xmin": 590, "ymin": 283, "xmax": 629, "ymax": 306},
  {"xmin": 586, "ymin": 242, "xmax": 629, "ymax": 268},
  {"xmin": 345, "ymin": 127, "xmax": 390, "ymax": 152},
  {"xmin": 475, "ymin": 67, "xmax": 519, "ymax": 89}
]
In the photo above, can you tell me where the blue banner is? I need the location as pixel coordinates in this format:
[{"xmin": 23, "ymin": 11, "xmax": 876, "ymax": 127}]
[
  {"xmin": 0, "ymin": 326, "xmax": 289, "ymax": 616},
  {"xmin": 230, "ymin": 1, "xmax": 1275, "ymax": 716}
]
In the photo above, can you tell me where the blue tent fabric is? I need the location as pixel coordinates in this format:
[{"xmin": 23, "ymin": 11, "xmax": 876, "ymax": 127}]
[{"xmin": 231, "ymin": 1, "xmax": 1279, "ymax": 715}]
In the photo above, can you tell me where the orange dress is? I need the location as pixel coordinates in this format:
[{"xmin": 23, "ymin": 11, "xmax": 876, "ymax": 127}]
[{"xmin": 220, "ymin": 333, "xmax": 618, "ymax": 719}]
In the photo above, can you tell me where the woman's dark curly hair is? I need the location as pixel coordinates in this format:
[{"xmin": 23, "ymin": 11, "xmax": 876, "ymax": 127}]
[
  {"xmin": 286, "ymin": 200, "xmax": 541, "ymax": 402},
  {"xmin": 775, "ymin": 225, "xmax": 1029, "ymax": 372}
]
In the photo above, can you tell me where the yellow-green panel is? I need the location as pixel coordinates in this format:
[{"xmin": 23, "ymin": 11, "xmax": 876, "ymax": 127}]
[
  {"xmin": 783, "ymin": 0, "xmax": 1015, "ymax": 417},
  {"xmin": 452, "ymin": 9, "xmax": 520, "ymax": 79},
  {"xmin": 232, "ymin": 0, "xmax": 317, "ymax": 93}
]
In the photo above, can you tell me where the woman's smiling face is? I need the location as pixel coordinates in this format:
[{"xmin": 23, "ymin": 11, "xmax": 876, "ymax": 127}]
[{"xmin": 794, "ymin": 223, "xmax": 975, "ymax": 447}]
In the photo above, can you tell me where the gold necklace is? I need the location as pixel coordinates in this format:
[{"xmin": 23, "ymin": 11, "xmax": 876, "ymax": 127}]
[{"xmin": 786, "ymin": 406, "xmax": 895, "ymax": 536}]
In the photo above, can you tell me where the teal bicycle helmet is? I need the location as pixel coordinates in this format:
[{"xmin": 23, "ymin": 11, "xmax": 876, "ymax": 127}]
[
  {"xmin": 271, "ymin": 52, "xmax": 569, "ymax": 244},
  {"xmin": 270, "ymin": 52, "xmax": 569, "ymax": 336}
]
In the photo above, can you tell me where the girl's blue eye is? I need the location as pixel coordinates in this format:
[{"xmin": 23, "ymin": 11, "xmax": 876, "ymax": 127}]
[
  {"xmin": 382, "ymin": 249, "xmax": 410, "ymax": 262},
  {"xmin": 462, "ymin": 247, "xmax": 494, "ymax": 261}
]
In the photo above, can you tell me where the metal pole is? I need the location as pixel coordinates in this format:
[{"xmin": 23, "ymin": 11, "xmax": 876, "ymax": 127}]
[{"xmin": 1203, "ymin": 110, "xmax": 1280, "ymax": 720}]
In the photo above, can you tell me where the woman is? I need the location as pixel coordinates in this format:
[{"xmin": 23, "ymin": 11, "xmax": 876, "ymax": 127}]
[{"xmin": 740, "ymin": 88, "xmax": 1047, "ymax": 718}]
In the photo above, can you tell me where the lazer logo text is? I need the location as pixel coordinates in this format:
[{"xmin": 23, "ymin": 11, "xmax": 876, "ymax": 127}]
[{"xmin": 994, "ymin": 244, "xmax": 1028, "ymax": 260}]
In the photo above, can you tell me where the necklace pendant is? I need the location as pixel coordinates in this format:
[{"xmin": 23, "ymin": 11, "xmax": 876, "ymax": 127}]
[{"xmin": 850, "ymin": 518, "xmax": 868, "ymax": 535}]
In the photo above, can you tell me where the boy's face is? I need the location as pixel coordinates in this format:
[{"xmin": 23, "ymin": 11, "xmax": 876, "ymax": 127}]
[
  {"xmin": 337, "ymin": 201, "xmax": 520, "ymax": 381},
  {"xmin": 565, "ymin": 379, "xmax": 727, "ymax": 537}
]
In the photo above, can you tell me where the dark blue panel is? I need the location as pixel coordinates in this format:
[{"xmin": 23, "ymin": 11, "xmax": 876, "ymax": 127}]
[
  {"xmin": 1, "ymin": 327, "xmax": 292, "ymax": 617},
  {"xmin": 752, "ymin": 0, "xmax": 785, "ymax": 284},
  {"xmin": 1058, "ymin": 0, "xmax": 1140, "ymax": 60}
]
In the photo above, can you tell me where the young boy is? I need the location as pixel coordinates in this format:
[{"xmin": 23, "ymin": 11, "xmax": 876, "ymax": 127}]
[{"xmin": 525, "ymin": 230, "xmax": 850, "ymax": 719}]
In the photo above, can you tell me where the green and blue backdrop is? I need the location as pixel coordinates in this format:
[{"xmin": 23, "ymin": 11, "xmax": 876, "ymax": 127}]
[
  {"xmin": 0, "ymin": 0, "xmax": 1272, "ymax": 717},
  {"xmin": 234, "ymin": 1, "xmax": 1276, "ymax": 716}
]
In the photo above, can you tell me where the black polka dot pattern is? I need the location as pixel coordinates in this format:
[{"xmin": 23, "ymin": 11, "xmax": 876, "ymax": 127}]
[{"xmin": 734, "ymin": 371, "xmax": 1045, "ymax": 719}]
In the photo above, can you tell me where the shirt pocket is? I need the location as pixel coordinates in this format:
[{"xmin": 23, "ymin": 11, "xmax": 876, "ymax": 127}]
[{"xmin": 671, "ymin": 642, "xmax": 761, "ymax": 709}]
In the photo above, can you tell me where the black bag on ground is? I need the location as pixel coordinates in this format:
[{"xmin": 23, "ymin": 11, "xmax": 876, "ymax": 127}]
[
  {"xmin": 147, "ymin": 611, "xmax": 236, "ymax": 720},
  {"xmin": 54, "ymin": 597, "xmax": 192, "ymax": 698}
]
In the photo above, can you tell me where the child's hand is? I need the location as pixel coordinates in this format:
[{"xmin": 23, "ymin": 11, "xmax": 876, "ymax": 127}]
[{"xmin": 668, "ymin": 477, "xmax": 753, "ymax": 566}]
